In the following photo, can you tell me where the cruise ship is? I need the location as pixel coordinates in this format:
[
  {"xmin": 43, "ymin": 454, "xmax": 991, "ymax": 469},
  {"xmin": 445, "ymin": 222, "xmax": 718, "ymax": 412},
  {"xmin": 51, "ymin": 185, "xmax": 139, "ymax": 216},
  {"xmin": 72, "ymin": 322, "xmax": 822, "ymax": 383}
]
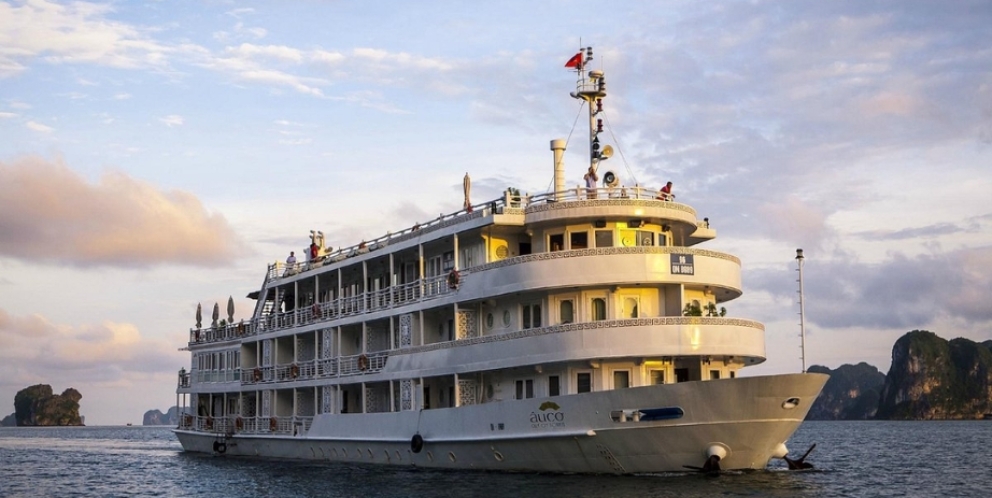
[{"xmin": 174, "ymin": 47, "xmax": 828, "ymax": 474}]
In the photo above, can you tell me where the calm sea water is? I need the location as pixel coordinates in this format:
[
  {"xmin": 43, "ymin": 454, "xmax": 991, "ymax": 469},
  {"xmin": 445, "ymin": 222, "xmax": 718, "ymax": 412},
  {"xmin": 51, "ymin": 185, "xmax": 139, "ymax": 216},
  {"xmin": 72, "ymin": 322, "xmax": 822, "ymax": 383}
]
[{"xmin": 0, "ymin": 421, "xmax": 987, "ymax": 497}]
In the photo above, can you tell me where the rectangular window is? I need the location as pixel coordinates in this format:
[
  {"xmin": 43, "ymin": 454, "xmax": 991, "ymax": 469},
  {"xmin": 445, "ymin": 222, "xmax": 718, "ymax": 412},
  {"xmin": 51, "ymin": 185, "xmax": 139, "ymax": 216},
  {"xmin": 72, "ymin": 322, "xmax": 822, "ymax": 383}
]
[
  {"xmin": 710, "ymin": 370, "xmax": 721, "ymax": 380},
  {"xmin": 730, "ymin": 371, "xmax": 736, "ymax": 379},
  {"xmin": 595, "ymin": 230, "xmax": 613, "ymax": 248},
  {"xmin": 549, "ymin": 375, "xmax": 560, "ymax": 396},
  {"xmin": 613, "ymin": 371, "xmax": 630, "ymax": 389},
  {"xmin": 650, "ymin": 370, "xmax": 665, "ymax": 385},
  {"xmin": 559, "ymin": 299, "xmax": 574, "ymax": 324},
  {"xmin": 591, "ymin": 297, "xmax": 607, "ymax": 321},
  {"xmin": 515, "ymin": 380, "xmax": 534, "ymax": 399},
  {"xmin": 675, "ymin": 368, "xmax": 689, "ymax": 383},
  {"xmin": 577, "ymin": 372, "xmax": 592, "ymax": 393},
  {"xmin": 549, "ymin": 233, "xmax": 565, "ymax": 252},
  {"xmin": 570, "ymin": 232, "xmax": 589, "ymax": 250},
  {"xmin": 636, "ymin": 230, "xmax": 654, "ymax": 246},
  {"xmin": 521, "ymin": 303, "xmax": 542, "ymax": 329}
]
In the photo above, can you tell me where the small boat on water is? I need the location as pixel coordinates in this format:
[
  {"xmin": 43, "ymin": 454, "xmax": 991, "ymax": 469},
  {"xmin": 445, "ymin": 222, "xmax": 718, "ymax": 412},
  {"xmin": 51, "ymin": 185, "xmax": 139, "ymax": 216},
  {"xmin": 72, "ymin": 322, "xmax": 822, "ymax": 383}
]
[{"xmin": 174, "ymin": 46, "xmax": 827, "ymax": 473}]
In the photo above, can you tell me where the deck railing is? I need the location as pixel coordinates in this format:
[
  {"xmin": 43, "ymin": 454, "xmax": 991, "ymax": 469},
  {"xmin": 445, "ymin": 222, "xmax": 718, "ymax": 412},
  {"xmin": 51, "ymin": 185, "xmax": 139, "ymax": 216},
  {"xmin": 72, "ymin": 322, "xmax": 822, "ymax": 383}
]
[
  {"xmin": 239, "ymin": 352, "xmax": 388, "ymax": 386},
  {"xmin": 180, "ymin": 414, "xmax": 313, "ymax": 436}
]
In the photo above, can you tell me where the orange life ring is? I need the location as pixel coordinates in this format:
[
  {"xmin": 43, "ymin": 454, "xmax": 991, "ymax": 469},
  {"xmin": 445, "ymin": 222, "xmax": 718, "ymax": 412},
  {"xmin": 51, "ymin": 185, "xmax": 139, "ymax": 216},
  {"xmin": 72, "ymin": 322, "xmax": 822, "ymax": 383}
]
[
  {"xmin": 269, "ymin": 417, "xmax": 278, "ymax": 432},
  {"xmin": 235, "ymin": 416, "xmax": 243, "ymax": 430},
  {"xmin": 312, "ymin": 303, "xmax": 320, "ymax": 318},
  {"xmin": 290, "ymin": 364, "xmax": 299, "ymax": 379},
  {"xmin": 447, "ymin": 269, "xmax": 461, "ymax": 289},
  {"xmin": 253, "ymin": 368, "xmax": 262, "ymax": 382},
  {"xmin": 358, "ymin": 354, "xmax": 369, "ymax": 371},
  {"xmin": 205, "ymin": 416, "xmax": 213, "ymax": 430},
  {"xmin": 194, "ymin": 330, "xmax": 201, "ymax": 342},
  {"xmin": 183, "ymin": 414, "xmax": 193, "ymax": 427},
  {"xmin": 237, "ymin": 321, "xmax": 245, "ymax": 335}
]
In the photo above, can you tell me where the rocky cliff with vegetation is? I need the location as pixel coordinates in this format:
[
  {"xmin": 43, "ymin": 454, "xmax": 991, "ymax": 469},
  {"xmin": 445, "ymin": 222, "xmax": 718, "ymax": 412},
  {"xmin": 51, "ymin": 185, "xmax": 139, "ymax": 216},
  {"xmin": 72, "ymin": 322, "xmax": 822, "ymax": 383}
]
[
  {"xmin": 11, "ymin": 384, "xmax": 84, "ymax": 426},
  {"xmin": 143, "ymin": 406, "xmax": 181, "ymax": 426},
  {"xmin": 806, "ymin": 362, "xmax": 886, "ymax": 420},
  {"xmin": 876, "ymin": 330, "xmax": 992, "ymax": 419}
]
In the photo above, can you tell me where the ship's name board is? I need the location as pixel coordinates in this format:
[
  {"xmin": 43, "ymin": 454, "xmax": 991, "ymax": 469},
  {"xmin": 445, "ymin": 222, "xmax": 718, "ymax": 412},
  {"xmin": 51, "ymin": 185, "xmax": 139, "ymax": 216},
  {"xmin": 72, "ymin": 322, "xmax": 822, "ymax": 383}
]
[{"xmin": 671, "ymin": 254, "xmax": 695, "ymax": 275}]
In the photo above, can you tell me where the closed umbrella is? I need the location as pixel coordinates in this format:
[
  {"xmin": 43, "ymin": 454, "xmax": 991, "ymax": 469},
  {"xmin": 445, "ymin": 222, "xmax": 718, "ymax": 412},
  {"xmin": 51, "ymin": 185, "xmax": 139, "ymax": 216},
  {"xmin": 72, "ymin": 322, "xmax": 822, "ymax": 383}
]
[
  {"xmin": 195, "ymin": 303, "xmax": 202, "ymax": 329},
  {"xmin": 227, "ymin": 296, "xmax": 235, "ymax": 322}
]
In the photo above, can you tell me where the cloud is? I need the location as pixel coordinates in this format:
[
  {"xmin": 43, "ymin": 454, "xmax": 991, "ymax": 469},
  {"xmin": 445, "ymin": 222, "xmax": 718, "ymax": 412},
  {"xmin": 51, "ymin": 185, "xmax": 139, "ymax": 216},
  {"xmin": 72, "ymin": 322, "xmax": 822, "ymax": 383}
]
[
  {"xmin": 854, "ymin": 222, "xmax": 973, "ymax": 241},
  {"xmin": 0, "ymin": 156, "xmax": 244, "ymax": 268},
  {"xmin": 0, "ymin": 0, "xmax": 182, "ymax": 78},
  {"xmin": 0, "ymin": 307, "xmax": 184, "ymax": 394},
  {"xmin": 113, "ymin": 93, "xmax": 132, "ymax": 100},
  {"xmin": 0, "ymin": 112, "xmax": 17, "ymax": 119},
  {"xmin": 159, "ymin": 115, "xmax": 183, "ymax": 127},
  {"xmin": 26, "ymin": 121, "xmax": 54, "ymax": 133},
  {"xmin": 748, "ymin": 246, "xmax": 992, "ymax": 329}
]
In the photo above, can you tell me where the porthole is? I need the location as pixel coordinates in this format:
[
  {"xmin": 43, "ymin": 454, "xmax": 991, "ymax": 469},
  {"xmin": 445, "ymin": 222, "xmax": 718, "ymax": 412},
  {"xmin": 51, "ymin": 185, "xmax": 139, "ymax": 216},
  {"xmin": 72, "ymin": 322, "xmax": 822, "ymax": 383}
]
[
  {"xmin": 395, "ymin": 450, "xmax": 402, "ymax": 461},
  {"xmin": 493, "ymin": 450, "xmax": 504, "ymax": 462},
  {"xmin": 782, "ymin": 397, "xmax": 801, "ymax": 409},
  {"xmin": 427, "ymin": 451, "xmax": 434, "ymax": 462},
  {"xmin": 502, "ymin": 310, "xmax": 511, "ymax": 327},
  {"xmin": 448, "ymin": 452, "xmax": 457, "ymax": 462},
  {"xmin": 486, "ymin": 384, "xmax": 494, "ymax": 399},
  {"xmin": 356, "ymin": 447, "xmax": 362, "ymax": 458},
  {"xmin": 367, "ymin": 448, "xmax": 374, "ymax": 459},
  {"xmin": 486, "ymin": 313, "xmax": 494, "ymax": 329}
]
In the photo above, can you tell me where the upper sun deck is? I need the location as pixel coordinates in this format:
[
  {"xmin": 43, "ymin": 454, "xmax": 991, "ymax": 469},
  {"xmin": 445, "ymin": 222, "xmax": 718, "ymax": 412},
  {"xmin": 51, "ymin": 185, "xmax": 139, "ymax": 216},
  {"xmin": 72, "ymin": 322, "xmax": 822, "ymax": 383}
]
[{"xmin": 266, "ymin": 185, "xmax": 714, "ymax": 283}]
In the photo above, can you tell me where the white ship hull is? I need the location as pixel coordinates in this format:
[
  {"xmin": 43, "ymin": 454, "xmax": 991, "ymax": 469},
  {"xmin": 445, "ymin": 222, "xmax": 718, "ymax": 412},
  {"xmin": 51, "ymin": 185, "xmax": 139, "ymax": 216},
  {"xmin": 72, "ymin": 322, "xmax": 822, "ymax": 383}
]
[{"xmin": 175, "ymin": 373, "xmax": 826, "ymax": 474}]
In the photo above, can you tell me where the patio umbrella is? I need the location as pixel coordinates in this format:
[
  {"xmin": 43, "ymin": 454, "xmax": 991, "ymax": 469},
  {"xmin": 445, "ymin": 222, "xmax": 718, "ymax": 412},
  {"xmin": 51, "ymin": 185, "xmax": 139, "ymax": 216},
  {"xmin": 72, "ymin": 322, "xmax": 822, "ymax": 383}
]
[
  {"xmin": 227, "ymin": 296, "xmax": 235, "ymax": 322},
  {"xmin": 195, "ymin": 303, "xmax": 202, "ymax": 329}
]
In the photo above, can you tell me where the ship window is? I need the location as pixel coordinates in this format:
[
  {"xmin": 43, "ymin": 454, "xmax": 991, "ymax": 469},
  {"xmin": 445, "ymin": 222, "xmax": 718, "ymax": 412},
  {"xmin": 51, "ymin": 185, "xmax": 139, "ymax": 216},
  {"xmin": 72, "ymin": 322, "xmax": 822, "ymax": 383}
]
[
  {"xmin": 622, "ymin": 297, "xmax": 639, "ymax": 318},
  {"xmin": 570, "ymin": 232, "xmax": 588, "ymax": 250},
  {"xmin": 613, "ymin": 371, "xmax": 630, "ymax": 389},
  {"xmin": 515, "ymin": 380, "xmax": 534, "ymax": 399},
  {"xmin": 595, "ymin": 230, "xmax": 613, "ymax": 247},
  {"xmin": 559, "ymin": 300, "xmax": 574, "ymax": 324},
  {"xmin": 549, "ymin": 233, "xmax": 565, "ymax": 252},
  {"xmin": 522, "ymin": 303, "xmax": 542, "ymax": 329},
  {"xmin": 636, "ymin": 230, "xmax": 654, "ymax": 246},
  {"xmin": 730, "ymin": 371, "xmax": 736, "ymax": 379},
  {"xmin": 650, "ymin": 370, "xmax": 665, "ymax": 385},
  {"xmin": 549, "ymin": 375, "xmax": 560, "ymax": 396},
  {"xmin": 576, "ymin": 372, "xmax": 592, "ymax": 393},
  {"xmin": 592, "ymin": 298, "xmax": 606, "ymax": 321},
  {"xmin": 486, "ymin": 313, "xmax": 494, "ymax": 329},
  {"xmin": 675, "ymin": 368, "xmax": 689, "ymax": 383},
  {"xmin": 710, "ymin": 370, "xmax": 720, "ymax": 380}
]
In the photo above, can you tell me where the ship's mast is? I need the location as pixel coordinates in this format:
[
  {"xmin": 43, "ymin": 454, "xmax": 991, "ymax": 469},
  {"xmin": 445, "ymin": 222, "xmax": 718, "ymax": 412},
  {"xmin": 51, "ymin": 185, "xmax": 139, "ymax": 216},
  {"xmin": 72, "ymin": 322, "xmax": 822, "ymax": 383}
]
[
  {"xmin": 569, "ymin": 46, "xmax": 611, "ymax": 174},
  {"xmin": 796, "ymin": 248, "xmax": 808, "ymax": 373}
]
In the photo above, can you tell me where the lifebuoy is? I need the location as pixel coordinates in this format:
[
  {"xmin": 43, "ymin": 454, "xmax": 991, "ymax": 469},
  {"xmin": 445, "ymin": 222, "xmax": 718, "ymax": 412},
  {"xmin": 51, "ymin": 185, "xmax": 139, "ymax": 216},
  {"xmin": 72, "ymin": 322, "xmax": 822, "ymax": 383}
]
[
  {"xmin": 358, "ymin": 354, "xmax": 369, "ymax": 371},
  {"xmin": 183, "ymin": 414, "xmax": 193, "ymax": 427},
  {"xmin": 213, "ymin": 440, "xmax": 227, "ymax": 453},
  {"xmin": 235, "ymin": 417, "xmax": 243, "ymax": 431},
  {"xmin": 270, "ymin": 417, "xmax": 278, "ymax": 432},
  {"xmin": 253, "ymin": 368, "xmax": 262, "ymax": 382},
  {"xmin": 447, "ymin": 269, "xmax": 461, "ymax": 289},
  {"xmin": 290, "ymin": 364, "xmax": 299, "ymax": 379},
  {"xmin": 411, "ymin": 434, "xmax": 424, "ymax": 453},
  {"xmin": 205, "ymin": 416, "xmax": 213, "ymax": 430},
  {"xmin": 237, "ymin": 321, "xmax": 245, "ymax": 335},
  {"xmin": 312, "ymin": 303, "xmax": 320, "ymax": 318}
]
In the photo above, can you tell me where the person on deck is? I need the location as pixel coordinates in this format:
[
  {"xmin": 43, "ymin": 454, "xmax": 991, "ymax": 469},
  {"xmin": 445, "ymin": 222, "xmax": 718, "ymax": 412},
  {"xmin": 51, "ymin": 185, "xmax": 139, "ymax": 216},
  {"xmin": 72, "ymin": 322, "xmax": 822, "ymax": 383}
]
[
  {"xmin": 285, "ymin": 251, "xmax": 297, "ymax": 275},
  {"xmin": 658, "ymin": 181, "xmax": 675, "ymax": 201},
  {"xmin": 584, "ymin": 167, "xmax": 599, "ymax": 199}
]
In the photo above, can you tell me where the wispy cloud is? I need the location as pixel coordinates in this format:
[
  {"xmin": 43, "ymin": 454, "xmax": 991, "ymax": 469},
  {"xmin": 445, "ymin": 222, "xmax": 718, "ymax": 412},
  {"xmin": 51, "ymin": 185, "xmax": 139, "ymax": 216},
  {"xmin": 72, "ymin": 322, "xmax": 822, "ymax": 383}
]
[
  {"xmin": 26, "ymin": 121, "xmax": 54, "ymax": 133},
  {"xmin": 0, "ymin": 0, "xmax": 184, "ymax": 78},
  {"xmin": 0, "ymin": 156, "xmax": 244, "ymax": 267},
  {"xmin": 0, "ymin": 112, "xmax": 17, "ymax": 119},
  {"xmin": 159, "ymin": 115, "xmax": 183, "ymax": 127}
]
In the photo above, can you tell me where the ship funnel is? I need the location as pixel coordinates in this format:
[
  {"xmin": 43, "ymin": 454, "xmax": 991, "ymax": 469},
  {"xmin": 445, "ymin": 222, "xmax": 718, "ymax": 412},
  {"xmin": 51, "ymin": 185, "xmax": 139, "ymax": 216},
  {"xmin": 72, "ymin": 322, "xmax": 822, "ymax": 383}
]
[{"xmin": 551, "ymin": 139, "xmax": 566, "ymax": 201}]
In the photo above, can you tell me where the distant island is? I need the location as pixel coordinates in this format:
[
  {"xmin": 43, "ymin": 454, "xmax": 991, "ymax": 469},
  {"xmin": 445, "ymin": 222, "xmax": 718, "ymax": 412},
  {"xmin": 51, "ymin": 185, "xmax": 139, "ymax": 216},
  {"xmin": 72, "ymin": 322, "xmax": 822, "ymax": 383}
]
[
  {"xmin": 807, "ymin": 330, "xmax": 992, "ymax": 420},
  {"xmin": 143, "ymin": 406, "xmax": 182, "ymax": 426},
  {"xmin": 0, "ymin": 384, "xmax": 84, "ymax": 426}
]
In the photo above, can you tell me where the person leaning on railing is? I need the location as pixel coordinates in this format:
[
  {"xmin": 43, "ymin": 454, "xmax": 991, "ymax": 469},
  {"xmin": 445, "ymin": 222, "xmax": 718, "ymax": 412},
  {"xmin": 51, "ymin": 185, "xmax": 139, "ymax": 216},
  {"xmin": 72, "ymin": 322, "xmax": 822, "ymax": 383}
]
[{"xmin": 657, "ymin": 181, "xmax": 675, "ymax": 201}]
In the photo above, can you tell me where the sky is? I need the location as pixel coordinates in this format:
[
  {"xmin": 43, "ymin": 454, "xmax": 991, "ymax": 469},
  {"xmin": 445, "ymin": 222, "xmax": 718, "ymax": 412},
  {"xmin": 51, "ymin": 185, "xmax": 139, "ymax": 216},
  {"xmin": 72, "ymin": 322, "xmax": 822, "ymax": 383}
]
[{"xmin": 1, "ymin": 0, "xmax": 990, "ymax": 425}]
